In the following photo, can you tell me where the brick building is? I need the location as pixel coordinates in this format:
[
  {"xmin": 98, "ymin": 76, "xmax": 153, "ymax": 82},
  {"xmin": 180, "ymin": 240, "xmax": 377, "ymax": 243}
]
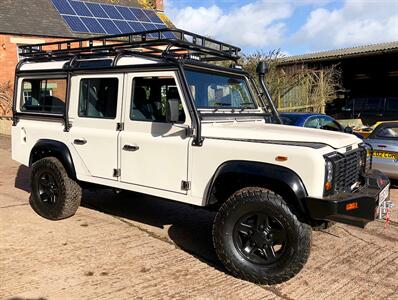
[{"xmin": 0, "ymin": 0, "xmax": 166, "ymax": 91}]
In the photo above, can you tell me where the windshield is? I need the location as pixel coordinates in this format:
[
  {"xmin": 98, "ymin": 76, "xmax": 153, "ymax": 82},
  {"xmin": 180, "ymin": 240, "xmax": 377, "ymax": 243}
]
[{"xmin": 184, "ymin": 69, "xmax": 257, "ymax": 109}]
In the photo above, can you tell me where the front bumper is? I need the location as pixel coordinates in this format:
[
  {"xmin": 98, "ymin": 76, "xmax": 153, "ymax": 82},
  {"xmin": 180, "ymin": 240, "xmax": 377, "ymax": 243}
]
[{"xmin": 303, "ymin": 170, "xmax": 390, "ymax": 228}]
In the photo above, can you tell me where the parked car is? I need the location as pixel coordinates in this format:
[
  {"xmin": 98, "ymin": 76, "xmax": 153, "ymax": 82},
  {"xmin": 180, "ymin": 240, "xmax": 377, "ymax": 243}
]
[
  {"xmin": 365, "ymin": 121, "xmax": 398, "ymax": 180},
  {"xmin": 11, "ymin": 28, "xmax": 391, "ymax": 285},
  {"xmin": 280, "ymin": 112, "xmax": 362, "ymax": 137}
]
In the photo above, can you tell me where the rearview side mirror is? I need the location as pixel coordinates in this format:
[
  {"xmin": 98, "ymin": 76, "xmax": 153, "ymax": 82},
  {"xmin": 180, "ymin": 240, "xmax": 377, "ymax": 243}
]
[
  {"xmin": 166, "ymin": 98, "xmax": 180, "ymax": 123},
  {"xmin": 344, "ymin": 126, "xmax": 354, "ymax": 134}
]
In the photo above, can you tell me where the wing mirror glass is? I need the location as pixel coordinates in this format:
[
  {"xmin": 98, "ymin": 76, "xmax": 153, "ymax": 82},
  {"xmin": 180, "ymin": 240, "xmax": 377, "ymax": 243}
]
[{"xmin": 344, "ymin": 126, "xmax": 354, "ymax": 134}]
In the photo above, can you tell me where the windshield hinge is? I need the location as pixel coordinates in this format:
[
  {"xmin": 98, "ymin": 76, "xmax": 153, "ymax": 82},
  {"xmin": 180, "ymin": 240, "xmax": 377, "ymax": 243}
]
[
  {"xmin": 113, "ymin": 168, "xmax": 121, "ymax": 177},
  {"xmin": 116, "ymin": 122, "xmax": 124, "ymax": 131},
  {"xmin": 181, "ymin": 180, "xmax": 191, "ymax": 191}
]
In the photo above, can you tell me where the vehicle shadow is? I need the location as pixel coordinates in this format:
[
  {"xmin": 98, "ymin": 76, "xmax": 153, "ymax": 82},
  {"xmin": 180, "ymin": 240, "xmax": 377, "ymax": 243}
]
[{"xmin": 80, "ymin": 189, "xmax": 222, "ymax": 268}]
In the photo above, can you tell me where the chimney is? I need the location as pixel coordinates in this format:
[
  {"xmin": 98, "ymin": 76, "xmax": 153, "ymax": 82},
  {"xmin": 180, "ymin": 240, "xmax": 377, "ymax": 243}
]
[{"xmin": 155, "ymin": 0, "xmax": 164, "ymax": 11}]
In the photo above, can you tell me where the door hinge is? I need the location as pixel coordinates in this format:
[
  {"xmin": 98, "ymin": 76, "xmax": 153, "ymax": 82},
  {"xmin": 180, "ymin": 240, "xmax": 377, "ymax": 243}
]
[
  {"xmin": 181, "ymin": 180, "xmax": 191, "ymax": 191},
  {"xmin": 113, "ymin": 168, "xmax": 121, "ymax": 177},
  {"xmin": 116, "ymin": 122, "xmax": 124, "ymax": 131}
]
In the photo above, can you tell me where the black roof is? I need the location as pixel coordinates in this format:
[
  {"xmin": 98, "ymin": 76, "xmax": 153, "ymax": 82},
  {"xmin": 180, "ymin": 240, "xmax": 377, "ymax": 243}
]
[{"xmin": 0, "ymin": 0, "xmax": 152, "ymax": 38}]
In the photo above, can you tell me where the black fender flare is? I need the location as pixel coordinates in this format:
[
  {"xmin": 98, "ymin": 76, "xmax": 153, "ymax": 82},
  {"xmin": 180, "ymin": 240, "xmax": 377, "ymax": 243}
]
[
  {"xmin": 206, "ymin": 160, "xmax": 308, "ymax": 214},
  {"xmin": 29, "ymin": 139, "xmax": 76, "ymax": 180}
]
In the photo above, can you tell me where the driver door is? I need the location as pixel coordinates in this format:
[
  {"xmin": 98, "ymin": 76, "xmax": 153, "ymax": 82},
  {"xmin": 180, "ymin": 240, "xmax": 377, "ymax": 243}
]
[{"xmin": 119, "ymin": 71, "xmax": 192, "ymax": 194}]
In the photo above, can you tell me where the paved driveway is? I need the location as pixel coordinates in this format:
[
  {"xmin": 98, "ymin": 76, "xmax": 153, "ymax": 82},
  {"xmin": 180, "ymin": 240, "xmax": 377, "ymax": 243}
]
[{"xmin": 1, "ymin": 134, "xmax": 397, "ymax": 299}]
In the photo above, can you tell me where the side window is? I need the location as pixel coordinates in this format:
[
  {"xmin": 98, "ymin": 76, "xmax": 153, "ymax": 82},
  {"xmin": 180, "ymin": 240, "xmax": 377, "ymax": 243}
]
[
  {"xmin": 377, "ymin": 126, "xmax": 398, "ymax": 139},
  {"xmin": 20, "ymin": 78, "xmax": 66, "ymax": 114},
  {"xmin": 78, "ymin": 78, "xmax": 118, "ymax": 118},
  {"xmin": 320, "ymin": 117, "xmax": 341, "ymax": 131},
  {"xmin": 304, "ymin": 117, "xmax": 321, "ymax": 129},
  {"xmin": 131, "ymin": 76, "xmax": 185, "ymax": 123}
]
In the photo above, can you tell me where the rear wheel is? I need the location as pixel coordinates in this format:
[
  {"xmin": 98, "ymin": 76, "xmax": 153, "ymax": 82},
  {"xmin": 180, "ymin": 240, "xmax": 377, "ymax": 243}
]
[
  {"xmin": 30, "ymin": 157, "xmax": 82, "ymax": 220},
  {"xmin": 213, "ymin": 187, "xmax": 311, "ymax": 284}
]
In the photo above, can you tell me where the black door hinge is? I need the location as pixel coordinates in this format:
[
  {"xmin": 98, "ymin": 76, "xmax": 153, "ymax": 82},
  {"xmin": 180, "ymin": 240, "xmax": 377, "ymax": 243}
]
[
  {"xmin": 181, "ymin": 180, "xmax": 191, "ymax": 191},
  {"xmin": 116, "ymin": 122, "xmax": 124, "ymax": 131},
  {"xmin": 113, "ymin": 168, "xmax": 121, "ymax": 177}
]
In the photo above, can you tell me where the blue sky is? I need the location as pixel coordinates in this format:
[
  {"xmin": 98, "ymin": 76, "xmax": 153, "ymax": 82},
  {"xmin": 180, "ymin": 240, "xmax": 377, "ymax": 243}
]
[{"xmin": 165, "ymin": 0, "xmax": 398, "ymax": 56}]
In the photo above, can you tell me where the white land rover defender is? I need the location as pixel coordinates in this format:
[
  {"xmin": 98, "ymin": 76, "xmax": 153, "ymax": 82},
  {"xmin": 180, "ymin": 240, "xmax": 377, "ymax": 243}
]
[{"xmin": 12, "ymin": 29, "xmax": 391, "ymax": 284}]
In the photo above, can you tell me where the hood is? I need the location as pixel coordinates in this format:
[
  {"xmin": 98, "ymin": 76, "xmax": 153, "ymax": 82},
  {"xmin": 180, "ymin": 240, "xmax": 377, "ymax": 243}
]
[{"xmin": 201, "ymin": 121, "xmax": 361, "ymax": 149}]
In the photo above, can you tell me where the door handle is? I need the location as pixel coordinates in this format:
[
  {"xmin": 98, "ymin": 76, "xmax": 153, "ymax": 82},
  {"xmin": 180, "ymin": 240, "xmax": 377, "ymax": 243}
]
[
  {"xmin": 123, "ymin": 144, "xmax": 139, "ymax": 151},
  {"xmin": 377, "ymin": 144, "xmax": 387, "ymax": 148},
  {"xmin": 74, "ymin": 139, "xmax": 87, "ymax": 145}
]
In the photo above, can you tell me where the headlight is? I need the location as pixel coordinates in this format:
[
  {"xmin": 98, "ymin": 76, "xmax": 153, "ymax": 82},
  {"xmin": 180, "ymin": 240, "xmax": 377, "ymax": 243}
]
[{"xmin": 324, "ymin": 160, "xmax": 334, "ymax": 193}]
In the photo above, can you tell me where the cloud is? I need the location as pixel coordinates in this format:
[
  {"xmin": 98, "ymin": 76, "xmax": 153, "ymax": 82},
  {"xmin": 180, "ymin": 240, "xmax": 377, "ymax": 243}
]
[
  {"xmin": 165, "ymin": 0, "xmax": 294, "ymax": 48},
  {"xmin": 295, "ymin": 0, "xmax": 398, "ymax": 51}
]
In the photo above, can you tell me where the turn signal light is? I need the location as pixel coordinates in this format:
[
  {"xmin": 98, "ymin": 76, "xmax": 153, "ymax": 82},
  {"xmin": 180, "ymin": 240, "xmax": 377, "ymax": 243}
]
[
  {"xmin": 275, "ymin": 156, "xmax": 288, "ymax": 162},
  {"xmin": 346, "ymin": 202, "xmax": 358, "ymax": 211},
  {"xmin": 325, "ymin": 181, "xmax": 332, "ymax": 191}
]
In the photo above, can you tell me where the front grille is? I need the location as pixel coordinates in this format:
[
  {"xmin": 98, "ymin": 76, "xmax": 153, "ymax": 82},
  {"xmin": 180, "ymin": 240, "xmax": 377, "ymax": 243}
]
[{"xmin": 333, "ymin": 149, "xmax": 362, "ymax": 192}]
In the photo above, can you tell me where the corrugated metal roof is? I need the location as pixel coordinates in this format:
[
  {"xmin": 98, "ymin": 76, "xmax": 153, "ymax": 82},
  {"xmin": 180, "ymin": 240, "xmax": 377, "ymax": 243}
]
[{"xmin": 280, "ymin": 41, "xmax": 398, "ymax": 65}]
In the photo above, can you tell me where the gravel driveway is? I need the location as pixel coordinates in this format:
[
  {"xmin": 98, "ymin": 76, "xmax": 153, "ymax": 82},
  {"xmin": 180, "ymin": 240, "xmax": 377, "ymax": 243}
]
[{"xmin": 1, "ymin": 134, "xmax": 397, "ymax": 299}]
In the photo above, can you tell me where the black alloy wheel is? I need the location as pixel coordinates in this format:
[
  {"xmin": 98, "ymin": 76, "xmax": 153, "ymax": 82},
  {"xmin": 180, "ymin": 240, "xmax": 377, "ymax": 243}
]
[
  {"xmin": 37, "ymin": 171, "xmax": 59, "ymax": 204},
  {"xmin": 233, "ymin": 212, "xmax": 287, "ymax": 265}
]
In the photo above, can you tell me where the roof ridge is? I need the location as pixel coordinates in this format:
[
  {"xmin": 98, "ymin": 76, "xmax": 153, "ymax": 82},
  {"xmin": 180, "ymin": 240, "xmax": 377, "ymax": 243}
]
[{"xmin": 281, "ymin": 40, "xmax": 398, "ymax": 64}]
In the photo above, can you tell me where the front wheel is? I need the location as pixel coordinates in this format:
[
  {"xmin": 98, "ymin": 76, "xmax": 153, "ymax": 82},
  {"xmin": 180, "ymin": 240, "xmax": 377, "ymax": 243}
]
[{"xmin": 213, "ymin": 187, "xmax": 311, "ymax": 284}]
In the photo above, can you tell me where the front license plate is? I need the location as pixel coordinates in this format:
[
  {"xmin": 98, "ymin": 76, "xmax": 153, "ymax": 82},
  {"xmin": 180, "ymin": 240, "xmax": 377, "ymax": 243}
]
[{"xmin": 378, "ymin": 184, "xmax": 390, "ymax": 206}]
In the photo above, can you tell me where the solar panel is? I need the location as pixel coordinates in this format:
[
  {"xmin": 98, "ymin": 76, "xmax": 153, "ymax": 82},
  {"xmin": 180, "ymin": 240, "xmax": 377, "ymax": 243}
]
[
  {"xmin": 97, "ymin": 19, "xmax": 120, "ymax": 35},
  {"xmin": 81, "ymin": 17, "xmax": 106, "ymax": 34},
  {"xmin": 52, "ymin": 0, "xmax": 169, "ymax": 36},
  {"xmin": 130, "ymin": 8, "xmax": 151, "ymax": 22},
  {"xmin": 85, "ymin": 2, "xmax": 108, "ymax": 18},
  {"xmin": 143, "ymin": 9, "xmax": 163, "ymax": 24},
  {"xmin": 101, "ymin": 4, "xmax": 124, "ymax": 20},
  {"xmin": 128, "ymin": 21, "xmax": 146, "ymax": 33},
  {"xmin": 113, "ymin": 20, "xmax": 133, "ymax": 33},
  {"xmin": 116, "ymin": 6, "xmax": 138, "ymax": 21},
  {"xmin": 69, "ymin": 0, "xmax": 92, "ymax": 17},
  {"xmin": 62, "ymin": 15, "xmax": 90, "ymax": 32},
  {"xmin": 51, "ymin": 0, "xmax": 75, "ymax": 15}
]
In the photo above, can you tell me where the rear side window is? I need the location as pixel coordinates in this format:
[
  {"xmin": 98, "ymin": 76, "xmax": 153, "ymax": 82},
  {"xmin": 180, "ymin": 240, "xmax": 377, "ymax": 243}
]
[
  {"xmin": 20, "ymin": 78, "xmax": 66, "ymax": 114},
  {"xmin": 377, "ymin": 125, "xmax": 398, "ymax": 139},
  {"xmin": 78, "ymin": 78, "xmax": 118, "ymax": 118}
]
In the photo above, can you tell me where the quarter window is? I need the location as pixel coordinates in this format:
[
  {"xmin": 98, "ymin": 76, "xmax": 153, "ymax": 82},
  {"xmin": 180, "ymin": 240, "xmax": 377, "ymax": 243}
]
[
  {"xmin": 78, "ymin": 78, "xmax": 118, "ymax": 118},
  {"xmin": 20, "ymin": 78, "xmax": 66, "ymax": 114}
]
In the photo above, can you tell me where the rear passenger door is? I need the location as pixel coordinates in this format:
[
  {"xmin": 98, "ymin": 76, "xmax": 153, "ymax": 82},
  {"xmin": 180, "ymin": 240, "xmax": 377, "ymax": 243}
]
[
  {"xmin": 68, "ymin": 74, "xmax": 123, "ymax": 180},
  {"xmin": 119, "ymin": 71, "xmax": 191, "ymax": 194}
]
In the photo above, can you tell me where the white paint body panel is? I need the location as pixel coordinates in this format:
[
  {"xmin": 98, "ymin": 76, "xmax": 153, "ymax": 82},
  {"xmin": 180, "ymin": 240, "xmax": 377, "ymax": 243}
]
[{"xmin": 11, "ymin": 61, "xmax": 363, "ymax": 207}]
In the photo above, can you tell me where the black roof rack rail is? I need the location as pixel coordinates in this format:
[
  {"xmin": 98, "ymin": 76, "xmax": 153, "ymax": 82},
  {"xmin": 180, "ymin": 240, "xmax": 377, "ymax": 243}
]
[{"xmin": 19, "ymin": 28, "xmax": 241, "ymax": 63}]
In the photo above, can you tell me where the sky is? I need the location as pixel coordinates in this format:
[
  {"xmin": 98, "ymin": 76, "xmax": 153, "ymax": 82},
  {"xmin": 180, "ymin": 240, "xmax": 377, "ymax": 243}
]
[{"xmin": 165, "ymin": 0, "xmax": 398, "ymax": 56}]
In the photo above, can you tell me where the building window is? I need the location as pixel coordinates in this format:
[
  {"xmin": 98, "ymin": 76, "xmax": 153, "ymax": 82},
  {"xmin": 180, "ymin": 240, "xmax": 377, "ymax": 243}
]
[{"xmin": 17, "ymin": 45, "xmax": 39, "ymax": 61}]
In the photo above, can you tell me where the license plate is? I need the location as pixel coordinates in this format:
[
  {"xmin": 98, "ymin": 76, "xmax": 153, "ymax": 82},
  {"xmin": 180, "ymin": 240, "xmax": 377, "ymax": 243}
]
[
  {"xmin": 378, "ymin": 184, "xmax": 390, "ymax": 206},
  {"xmin": 371, "ymin": 150, "xmax": 398, "ymax": 160}
]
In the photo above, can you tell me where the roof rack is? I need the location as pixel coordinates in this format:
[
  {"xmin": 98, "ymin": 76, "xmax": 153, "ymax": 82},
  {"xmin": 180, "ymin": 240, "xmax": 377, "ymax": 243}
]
[{"xmin": 19, "ymin": 28, "xmax": 241, "ymax": 63}]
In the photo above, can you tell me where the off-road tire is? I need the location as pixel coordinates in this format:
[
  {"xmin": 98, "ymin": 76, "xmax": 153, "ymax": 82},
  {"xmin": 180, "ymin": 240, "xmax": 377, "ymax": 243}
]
[
  {"xmin": 30, "ymin": 157, "xmax": 82, "ymax": 220},
  {"xmin": 213, "ymin": 187, "xmax": 311, "ymax": 284}
]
